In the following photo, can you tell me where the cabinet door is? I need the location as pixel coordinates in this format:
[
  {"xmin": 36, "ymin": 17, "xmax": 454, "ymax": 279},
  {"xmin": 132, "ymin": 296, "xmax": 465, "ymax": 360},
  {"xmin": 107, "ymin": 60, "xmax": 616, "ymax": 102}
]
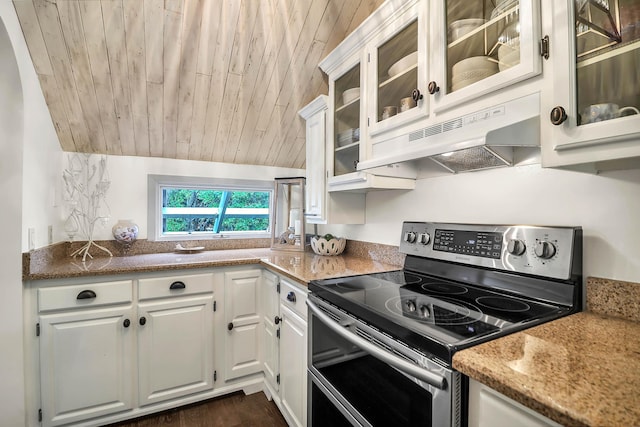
[
  {"xmin": 431, "ymin": 0, "xmax": 543, "ymax": 112},
  {"xmin": 541, "ymin": 0, "xmax": 640, "ymax": 169},
  {"xmin": 39, "ymin": 306, "xmax": 134, "ymax": 427},
  {"xmin": 137, "ymin": 295, "xmax": 214, "ymax": 406},
  {"xmin": 261, "ymin": 271, "xmax": 280, "ymax": 392},
  {"xmin": 366, "ymin": 0, "xmax": 429, "ymax": 138},
  {"xmin": 224, "ymin": 269, "xmax": 262, "ymax": 381},
  {"xmin": 279, "ymin": 305, "xmax": 308, "ymax": 427},
  {"xmin": 305, "ymin": 102, "xmax": 327, "ymax": 221}
]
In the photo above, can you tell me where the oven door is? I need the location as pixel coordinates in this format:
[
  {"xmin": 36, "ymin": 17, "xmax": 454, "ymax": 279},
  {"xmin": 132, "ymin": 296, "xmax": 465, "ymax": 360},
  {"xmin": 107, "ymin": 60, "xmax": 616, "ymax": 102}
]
[{"xmin": 307, "ymin": 297, "xmax": 462, "ymax": 427}]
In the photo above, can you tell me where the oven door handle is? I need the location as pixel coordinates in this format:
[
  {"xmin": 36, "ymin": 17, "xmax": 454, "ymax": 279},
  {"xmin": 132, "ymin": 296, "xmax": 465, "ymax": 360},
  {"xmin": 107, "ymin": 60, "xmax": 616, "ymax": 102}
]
[{"xmin": 307, "ymin": 299, "xmax": 447, "ymax": 390}]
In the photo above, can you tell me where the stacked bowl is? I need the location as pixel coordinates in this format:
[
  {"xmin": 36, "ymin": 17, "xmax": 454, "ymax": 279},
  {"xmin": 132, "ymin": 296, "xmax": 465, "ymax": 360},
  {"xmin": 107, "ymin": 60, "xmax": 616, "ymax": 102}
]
[{"xmin": 451, "ymin": 56, "xmax": 498, "ymax": 91}]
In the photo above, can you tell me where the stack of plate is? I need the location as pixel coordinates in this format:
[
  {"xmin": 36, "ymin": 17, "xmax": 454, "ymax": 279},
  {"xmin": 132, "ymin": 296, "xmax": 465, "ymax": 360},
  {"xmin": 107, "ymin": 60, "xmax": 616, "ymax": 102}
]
[
  {"xmin": 451, "ymin": 56, "xmax": 498, "ymax": 91},
  {"xmin": 448, "ymin": 19, "xmax": 486, "ymax": 42},
  {"xmin": 388, "ymin": 52, "xmax": 418, "ymax": 78},
  {"xmin": 337, "ymin": 128, "xmax": 360, "ymax": 147}
]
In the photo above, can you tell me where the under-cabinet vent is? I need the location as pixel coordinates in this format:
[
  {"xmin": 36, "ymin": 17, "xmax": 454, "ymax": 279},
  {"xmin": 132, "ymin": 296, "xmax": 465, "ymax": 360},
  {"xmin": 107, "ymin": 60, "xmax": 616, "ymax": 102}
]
[
  {"xmin": 442, "ymin": 117, "xmax": 463, "ymax": 132},
  {"xmin": 409, "ymin": 129, "xmax": 424, "ymax": 141},
  {"xmin": 424, "ymin": 123, "xmax": 442, "ymax": 138}
]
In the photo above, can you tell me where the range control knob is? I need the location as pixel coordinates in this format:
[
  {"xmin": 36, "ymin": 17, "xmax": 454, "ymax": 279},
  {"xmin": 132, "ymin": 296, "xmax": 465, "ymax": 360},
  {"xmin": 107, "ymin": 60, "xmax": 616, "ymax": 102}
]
[
  {"xmin": 507, "ymin": 239, "xmax": 526, "ymax": 256},
  {"xmin": 534, "ymin": 241, "xmax": 557, "ymax": 259},
  {"xmin": 404, "ymin": 231, "xmax": 417, "ymax": 243},
  {"xmin": 418, "ymin": 233, "xmax": 431, "ymax": 245}
]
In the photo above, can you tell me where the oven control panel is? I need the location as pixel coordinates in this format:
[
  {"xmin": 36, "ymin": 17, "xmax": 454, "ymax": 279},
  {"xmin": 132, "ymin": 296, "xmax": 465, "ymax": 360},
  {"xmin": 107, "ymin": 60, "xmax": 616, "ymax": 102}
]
[{"xmin": 399, "ymin": 222, "xmax": 581, "ymax": 280}]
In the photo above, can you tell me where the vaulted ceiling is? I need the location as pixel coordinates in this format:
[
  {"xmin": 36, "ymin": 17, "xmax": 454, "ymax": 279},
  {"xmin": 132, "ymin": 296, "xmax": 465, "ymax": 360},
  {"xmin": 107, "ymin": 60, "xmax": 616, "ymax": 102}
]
[{"xmin": 13, "ymin": 0, "xmax": 384, "ymax": 169}]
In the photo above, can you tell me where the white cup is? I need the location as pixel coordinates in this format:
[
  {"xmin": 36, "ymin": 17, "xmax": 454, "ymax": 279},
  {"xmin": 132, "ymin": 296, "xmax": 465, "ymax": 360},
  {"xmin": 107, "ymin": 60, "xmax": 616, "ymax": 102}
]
[
  {"xmin": 582, "ymin": 104, "xmax": 640, "ymax": 124},
  {"xmin": 618, "ymin": 106, "xmax": 640, "ymax": 117}
]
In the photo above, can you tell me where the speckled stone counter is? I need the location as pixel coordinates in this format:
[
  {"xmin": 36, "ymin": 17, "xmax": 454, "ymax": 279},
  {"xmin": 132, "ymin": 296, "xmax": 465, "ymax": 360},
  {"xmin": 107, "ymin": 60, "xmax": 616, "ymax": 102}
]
[
  {"xmin": 24, "ymin": 246, "xmax": 402, "ymax": 284},
  {"xmin": 453, "ymin": 277, "xmax": 640, "ymax": 427}
]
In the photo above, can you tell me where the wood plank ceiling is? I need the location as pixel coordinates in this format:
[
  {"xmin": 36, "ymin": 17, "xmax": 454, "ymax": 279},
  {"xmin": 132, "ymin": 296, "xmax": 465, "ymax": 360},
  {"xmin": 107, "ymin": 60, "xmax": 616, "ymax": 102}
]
[{"xmin": 13, "ymin": 0, "xmax": 384, "ymax": 169}]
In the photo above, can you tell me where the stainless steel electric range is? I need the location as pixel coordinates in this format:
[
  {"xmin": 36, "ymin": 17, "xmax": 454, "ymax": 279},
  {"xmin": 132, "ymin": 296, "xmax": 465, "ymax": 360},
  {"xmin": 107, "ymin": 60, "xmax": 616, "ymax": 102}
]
[{"xmin": 307, "ymin": 222, "xmax": 582, "ymax": 427}]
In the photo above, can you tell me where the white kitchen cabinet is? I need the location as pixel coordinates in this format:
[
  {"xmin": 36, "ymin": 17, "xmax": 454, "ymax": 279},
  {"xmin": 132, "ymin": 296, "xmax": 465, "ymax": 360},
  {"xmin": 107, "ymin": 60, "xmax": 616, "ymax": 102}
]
[
  {"xmin": 540, "ymin": 0, "xmax": 640, "ymax": 171},
  {"xmin": 261, "ymin": 270, "xmax": 280, "ymax": 393},
  {"xmin": 468, "ymin": 378, "xmax": 562, "ymax": 427},
  {"xmin": 223, "ymin": 269, "xmax": 263, "ymax": 381},
  {"xmin": 318, "ymin": 0, "xmax": 418, "ymax": 193},
  {"xmin": 430, "ymin": 0, "xmax": 543, "ymax": 113},
  {"xmin": 137, "ymin": 273, "xmax": 215, "ymax": 406},
  {"xmin": 260, "ymin": 272, "xmax": 308, "ymax": 427},
  {"xmin": 299, "ymin": 96, "xmax": 365, "ymax": 224},
  {"xmin": 37, "ymin": 280, "xmax": 135, "ymax": 427}
]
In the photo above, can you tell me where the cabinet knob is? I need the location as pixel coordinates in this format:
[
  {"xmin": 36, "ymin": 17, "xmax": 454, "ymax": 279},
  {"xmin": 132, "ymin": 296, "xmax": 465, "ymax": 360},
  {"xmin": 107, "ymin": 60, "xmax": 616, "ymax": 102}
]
[
  {"xmin": 139, "ymin": 317, "xmax": 146, "ymax": 326},
  {"xmin": 427, "ymin": 81, "xmax": 439, "ymax": 95},
  {"xmin": 76, "ymin": 290, "xmax": 97, "ymax": 300},
  {"xmin": 286, "ymin": 292, "xmax": 297, "ymax": 303},
  {"xmin": 123, "ymin": 319, "xmax": 131, "ymax": 328},
  {"xmin": 227, "ymin": 322, "xmax": 234, "ymax": 331},
  {"xmin": 550, "ymin": 106, "xmax": 567, "ymax": 125},
  {"xmin": 169, "ymin": 281, "xmax": 186, "ymax": 290},
  {"xmin": 274, "ymin": 316, "xmax": 282, "ymax": 325},
  {"xmin": 412, "ymin": 88, "xmax": 424, "ymax": 102}
]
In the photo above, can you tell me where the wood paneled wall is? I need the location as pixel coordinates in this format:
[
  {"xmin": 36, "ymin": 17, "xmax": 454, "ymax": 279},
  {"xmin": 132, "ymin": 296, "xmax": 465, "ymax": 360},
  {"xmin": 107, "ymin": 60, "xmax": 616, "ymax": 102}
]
[{"xmin": 13, "ymin": 0, "xmax": 384, "ymax": 168}]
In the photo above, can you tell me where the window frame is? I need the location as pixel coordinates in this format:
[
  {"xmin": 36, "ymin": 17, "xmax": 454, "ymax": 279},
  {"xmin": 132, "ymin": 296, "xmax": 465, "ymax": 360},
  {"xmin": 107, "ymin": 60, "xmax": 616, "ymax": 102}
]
[{"xmin": 148, "ymin": 175, "xmax": 274, "ymax": 241}]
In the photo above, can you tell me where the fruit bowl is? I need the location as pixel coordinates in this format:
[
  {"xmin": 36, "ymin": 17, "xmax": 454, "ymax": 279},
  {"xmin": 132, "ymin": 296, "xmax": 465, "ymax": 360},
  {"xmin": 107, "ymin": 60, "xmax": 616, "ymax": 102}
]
[{"xmin": 310, "ymin": 235, "xmax": 346, "ymax": 256}]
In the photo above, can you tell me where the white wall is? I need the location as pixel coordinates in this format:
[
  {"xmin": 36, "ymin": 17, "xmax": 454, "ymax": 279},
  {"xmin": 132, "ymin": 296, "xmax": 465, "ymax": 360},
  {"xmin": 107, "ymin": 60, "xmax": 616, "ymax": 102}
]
[
  {"xmin": 324, "ymin": 164, "xmax": 640, "ymax": 283},
  {"xmin": 0, "ymin": 3, "xmax": 26, "ymax": 426},
  {"xmin": 55, "ymin": 154, "xmax": 305, "ymax": 242}
]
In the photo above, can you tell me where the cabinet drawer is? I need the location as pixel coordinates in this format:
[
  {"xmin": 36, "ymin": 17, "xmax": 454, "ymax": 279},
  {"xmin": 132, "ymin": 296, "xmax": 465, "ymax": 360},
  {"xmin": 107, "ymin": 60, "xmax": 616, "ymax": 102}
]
[
  {"xmin": 138, "ymin": 273, "xmax": 214, "ymax": 300},
  {"xmin": 279, "ymin": 278, "xmax": 308, "ymax": 319},
  {"xmin": 38, "ymin": 280, "xmax": 133, "ymax": 312}
]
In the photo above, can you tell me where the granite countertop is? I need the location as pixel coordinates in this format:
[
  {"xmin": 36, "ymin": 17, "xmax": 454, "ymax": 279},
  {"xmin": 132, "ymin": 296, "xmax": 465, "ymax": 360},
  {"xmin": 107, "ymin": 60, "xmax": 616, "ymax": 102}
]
[
  {"xmin": 24, "ymin": 246, "xmax": 402, "ymax": 284},
  {"xmin": 453, "ymin": 278, "xmax": 640, "ymax": 427}
]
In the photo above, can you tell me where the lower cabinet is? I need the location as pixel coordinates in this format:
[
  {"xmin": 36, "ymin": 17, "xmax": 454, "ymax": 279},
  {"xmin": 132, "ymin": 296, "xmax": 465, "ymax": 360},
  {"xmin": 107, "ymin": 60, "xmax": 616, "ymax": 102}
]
[
  {"xmin": 468, "ymin": 378, "xmax": 562, "ymax": 427},
  {"xmin": 262, "ymin": 271, "xmax": 308, "ymax": 427},
  {"xmin": 28, "ymin": 266, "xmax": 308, "ymax": 427},
  {"xmin": 38, "ymin": 303, "xmax": 135, "ymax": 427}
]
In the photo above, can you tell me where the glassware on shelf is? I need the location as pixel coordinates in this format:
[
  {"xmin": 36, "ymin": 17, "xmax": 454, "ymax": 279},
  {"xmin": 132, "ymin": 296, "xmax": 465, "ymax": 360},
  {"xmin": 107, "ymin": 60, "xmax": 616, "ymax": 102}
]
[
  {"xmin": 575, "ymin": 0, "xmax": 622, "ymax": 57},
  {"xmin": 334, "ymin": 64, "xmax": 361, "ymax": 177}
]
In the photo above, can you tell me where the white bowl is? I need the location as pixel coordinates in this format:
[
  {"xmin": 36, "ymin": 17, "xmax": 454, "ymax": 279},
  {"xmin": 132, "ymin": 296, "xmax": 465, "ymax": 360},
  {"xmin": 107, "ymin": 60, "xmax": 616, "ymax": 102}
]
[
  {"xmin": 388, "ymin": 52, "xmax": 418, "ymax": 77},
  {"xmin": 452, "ymin": 56, "xmax": 498, "ymax": 76},
  {"xmin": 311, "ymin": 236, "xmax": 346, "ymax": 256},
  {"xmin": 448, "ymin": 19, "xmax": 486, "ymax": 42},
  {"xmin": 342, "ymin": 87, "xmax": 360, "ymax": 105},
  {"xmin": 498, "ymin": 39, "xmax": 520, "ymax": 60},
  {"xmin": 451, "ymin": 68, "xmax": 497, "ymax": 86}
]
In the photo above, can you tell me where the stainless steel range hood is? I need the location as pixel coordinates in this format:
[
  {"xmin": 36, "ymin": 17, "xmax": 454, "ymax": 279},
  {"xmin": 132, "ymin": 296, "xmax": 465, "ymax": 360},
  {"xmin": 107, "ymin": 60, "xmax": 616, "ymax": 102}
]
[{"xmin": 358, "ymin": 92, "xmax": 541, "ymax": 177}]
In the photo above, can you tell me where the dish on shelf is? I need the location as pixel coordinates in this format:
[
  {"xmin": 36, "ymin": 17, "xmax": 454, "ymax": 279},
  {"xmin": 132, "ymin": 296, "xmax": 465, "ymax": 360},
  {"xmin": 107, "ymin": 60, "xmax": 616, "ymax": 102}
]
[
  {"xmin": 448, "ymin": 19, "xmax": 486, "ymax": 42},
  {"xmin": 342, "ymin": 87, "xmax": 360, "ymax": 105},
  {"xmin": 452, "ymin": 56, "xmax": 497, "ymax": 75},
  {"xmin": 388, "ymin": 51, "xmax": 418, "ymax": 77},
  {"xmin": 451, "ymin": 68, "xmax": 498, "ymax": 86},
  {"xmin": 175, "ymin": 244, "xmax": 205, "ymax": 253},
  {"xmin": 337, "ymin": 128, "xmax": 360, "ymax": 147}
]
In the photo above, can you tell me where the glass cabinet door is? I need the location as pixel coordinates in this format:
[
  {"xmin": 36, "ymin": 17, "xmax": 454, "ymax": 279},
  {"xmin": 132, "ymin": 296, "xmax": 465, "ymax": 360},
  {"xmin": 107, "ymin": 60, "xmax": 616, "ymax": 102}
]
[
  {"xmin": 574, "ymin": 0, "xmax": 640, "ymax": 126},
  {"xmin": 333, "ymin": 64, "xmax": 361, "ymax": 177},
  {"xmin": 433, "ymin": 0, "xmax": 541, "ymax": 112}
]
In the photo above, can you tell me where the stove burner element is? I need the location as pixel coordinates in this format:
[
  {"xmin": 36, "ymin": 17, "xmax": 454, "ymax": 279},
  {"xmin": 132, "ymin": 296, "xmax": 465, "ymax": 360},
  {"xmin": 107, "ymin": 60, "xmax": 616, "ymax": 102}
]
[
  {"xmin": 421, "ymin": 281, "xmax": 468, "ymax": 295},
  {"xmin": 385, "ymin": 296, "xmax": 480, "ymax": 325},
  {"xmin": 476, "ymin": 296, "xmax": 531, "ymax": 313},
  {"xmin": 336, "ymin": 279, "xmax": 382, "ymax": 291}
]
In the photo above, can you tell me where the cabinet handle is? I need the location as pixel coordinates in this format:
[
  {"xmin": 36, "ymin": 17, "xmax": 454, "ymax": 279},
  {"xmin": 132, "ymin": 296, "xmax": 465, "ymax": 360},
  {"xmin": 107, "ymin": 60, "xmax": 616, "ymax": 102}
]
[
  {"xmin": 427, "ymin": 81, "xmax": 439, "ymax": 95},
  {"xmin": 76, "ymin": 290, "xmax": 97, "ymax": 300},
  {"xmin": 139, "ymin": 317, "xmax": 147, "ymax": 326},
  {"xmin": 169, "ymin": 281, "xmax": 186, "ymax": 290},
  {"xmin": 550, "ymin": 106, "xmax": 568, "ymax": 125},
  {"xmin": 227, "ymin": 322, "xmax": 234, "ymax": 331},
  {"xmin": 274, "ymin": 316, "xmax": 282, "ymax": 325},
  {"xmin": 412, "ymin": 88, "xmax": 424, "ymax": 102},
  {"xmin": 123, "ymin": 319, "xmax": 131, "ymax": 328},
  {"xmin": 287, "ymin": 292, "xmax": 297, "ymax": 303}
]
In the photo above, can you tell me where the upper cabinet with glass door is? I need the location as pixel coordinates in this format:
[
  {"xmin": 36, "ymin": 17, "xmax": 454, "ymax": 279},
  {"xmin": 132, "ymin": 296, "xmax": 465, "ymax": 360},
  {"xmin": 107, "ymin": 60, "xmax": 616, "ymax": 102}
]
[
  {"xmin": 332, "ymin": 62, "xmax": 362, "ymax": 179},
  {"xmin": 366, "ymin": 4, "xmax": 429, "ymax": 138},
  {"xmin": 430, "ymin": 0, "xmax": 543, "ymax": 113},
  {"xmin": 541, "ymin": 0, "xmax": 640, "ymax": 170}
]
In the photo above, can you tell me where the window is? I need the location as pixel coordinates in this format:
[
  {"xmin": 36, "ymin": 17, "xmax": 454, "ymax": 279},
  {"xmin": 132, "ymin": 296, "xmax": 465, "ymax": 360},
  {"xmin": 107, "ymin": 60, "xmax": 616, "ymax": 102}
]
[{"xmin": 148, "ymin": 175, "xmax": 273, "ymax": 241}]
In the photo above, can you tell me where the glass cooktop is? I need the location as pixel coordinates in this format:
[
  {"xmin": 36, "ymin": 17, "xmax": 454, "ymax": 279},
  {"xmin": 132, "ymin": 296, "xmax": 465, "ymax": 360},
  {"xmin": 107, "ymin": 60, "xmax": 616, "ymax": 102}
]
[{"xmin": 309, "ymin": 270, "xmax": 569, "ymax": 356}]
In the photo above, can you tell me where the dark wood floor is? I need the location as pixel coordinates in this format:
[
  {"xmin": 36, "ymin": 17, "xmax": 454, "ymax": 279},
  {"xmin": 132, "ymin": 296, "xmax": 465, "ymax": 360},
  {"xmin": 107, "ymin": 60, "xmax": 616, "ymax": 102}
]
[{"xmin": 105, "ymin": 392, "xmax": 288, "ymax": 427}]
